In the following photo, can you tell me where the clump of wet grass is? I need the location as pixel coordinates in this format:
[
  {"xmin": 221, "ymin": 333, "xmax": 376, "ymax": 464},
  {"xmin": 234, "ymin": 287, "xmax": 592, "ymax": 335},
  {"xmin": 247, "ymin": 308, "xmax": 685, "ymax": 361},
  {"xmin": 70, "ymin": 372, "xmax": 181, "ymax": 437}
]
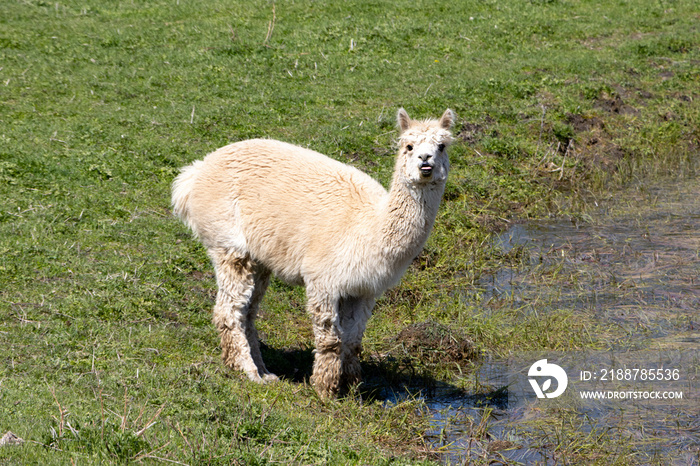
[
  {"xmin": 364, "ymin": 321, "xmax": 479, "ymax": 392},
  {"xmin": 392, "ymin": 322, "xmax": 478, "ymax": 367}
]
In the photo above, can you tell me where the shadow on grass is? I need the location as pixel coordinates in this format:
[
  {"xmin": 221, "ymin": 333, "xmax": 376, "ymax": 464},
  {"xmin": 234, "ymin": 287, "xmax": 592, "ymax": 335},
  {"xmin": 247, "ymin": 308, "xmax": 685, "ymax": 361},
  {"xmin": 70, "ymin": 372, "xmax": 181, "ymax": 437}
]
[
  {"xmin": 260, "ymin": 342, "xmax": 315, "ymax": 384},
  {"xmin": 260, "ymin": 336, "xmax": 507, "ymax": 410},
  {"xmin": 359, "ymin": 357, "xmax": 509, "ymax": 409}
]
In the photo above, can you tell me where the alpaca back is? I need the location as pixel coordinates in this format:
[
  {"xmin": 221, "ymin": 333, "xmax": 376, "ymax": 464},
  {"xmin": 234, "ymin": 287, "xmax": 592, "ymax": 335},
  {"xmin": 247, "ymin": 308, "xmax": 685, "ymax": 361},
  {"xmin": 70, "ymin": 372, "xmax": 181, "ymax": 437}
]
[{"xmin": 172, "ymin": 139, "xmax": 388, "ymax": 286}]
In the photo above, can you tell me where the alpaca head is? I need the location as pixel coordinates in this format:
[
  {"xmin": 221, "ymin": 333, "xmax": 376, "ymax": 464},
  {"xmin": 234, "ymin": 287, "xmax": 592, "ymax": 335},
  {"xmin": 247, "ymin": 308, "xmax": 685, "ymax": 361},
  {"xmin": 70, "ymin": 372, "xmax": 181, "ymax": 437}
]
[{"xmin": 396, "ymin": 108, "xmax": 455, "ymax": 186}]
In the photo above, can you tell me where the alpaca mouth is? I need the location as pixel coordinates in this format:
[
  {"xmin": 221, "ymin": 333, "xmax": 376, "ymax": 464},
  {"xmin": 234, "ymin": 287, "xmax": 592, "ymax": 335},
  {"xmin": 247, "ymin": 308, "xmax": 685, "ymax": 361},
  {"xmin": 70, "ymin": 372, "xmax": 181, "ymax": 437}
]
[{"xmin": 420, "ymin": 163, "xmax": 433, "ymax": 177}]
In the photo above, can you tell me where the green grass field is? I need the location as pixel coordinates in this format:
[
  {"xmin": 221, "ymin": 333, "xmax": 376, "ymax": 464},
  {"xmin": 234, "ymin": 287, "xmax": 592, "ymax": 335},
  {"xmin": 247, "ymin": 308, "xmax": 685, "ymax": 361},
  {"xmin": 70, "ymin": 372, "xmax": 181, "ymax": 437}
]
[{"xmin": 1, "ymin": 0, "xmax": 698, "ymax": 464}]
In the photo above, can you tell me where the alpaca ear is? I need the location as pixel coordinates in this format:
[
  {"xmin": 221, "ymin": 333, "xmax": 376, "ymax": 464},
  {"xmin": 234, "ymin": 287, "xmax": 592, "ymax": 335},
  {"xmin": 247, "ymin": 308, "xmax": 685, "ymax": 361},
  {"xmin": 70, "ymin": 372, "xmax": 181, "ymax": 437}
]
[
  {"xmin": 439, "ymin": 109, "xmax": 455, "ymax": 130},
  {"xmin": 397, "ymin": 108, "xmax": 411, "ymax": 133}
]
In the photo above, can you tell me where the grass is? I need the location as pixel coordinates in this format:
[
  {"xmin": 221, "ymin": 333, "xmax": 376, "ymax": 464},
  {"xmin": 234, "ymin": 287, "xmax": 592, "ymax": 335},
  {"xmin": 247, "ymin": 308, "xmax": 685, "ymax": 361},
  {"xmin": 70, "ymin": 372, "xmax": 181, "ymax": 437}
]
[{"xmin": 1, "ymin": 0, "xmax": 699, "ymax": 463}]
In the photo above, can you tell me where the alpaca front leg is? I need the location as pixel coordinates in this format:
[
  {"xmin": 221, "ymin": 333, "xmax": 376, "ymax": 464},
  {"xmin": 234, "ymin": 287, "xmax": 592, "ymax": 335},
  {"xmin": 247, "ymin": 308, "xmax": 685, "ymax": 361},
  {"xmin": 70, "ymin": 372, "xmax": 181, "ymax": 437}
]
[
  {"xmin": 211, "ymin": 249, "xmax": 275, "ymax": 383},
  {"xmin": 338, "ymin": 296, "xmax": 375, "ymax": 390},
  {"xmin": 308, "ymin": 292, "xmax": 343, "ymax": 399}
]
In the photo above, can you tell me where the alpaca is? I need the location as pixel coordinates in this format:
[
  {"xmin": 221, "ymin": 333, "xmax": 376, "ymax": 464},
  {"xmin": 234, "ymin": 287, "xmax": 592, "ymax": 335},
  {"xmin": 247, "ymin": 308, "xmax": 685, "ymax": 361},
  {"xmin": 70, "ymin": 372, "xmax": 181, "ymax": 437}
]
[{"xmin": 172, "ymin": 108, "xmax": 455, "ymax": 398}]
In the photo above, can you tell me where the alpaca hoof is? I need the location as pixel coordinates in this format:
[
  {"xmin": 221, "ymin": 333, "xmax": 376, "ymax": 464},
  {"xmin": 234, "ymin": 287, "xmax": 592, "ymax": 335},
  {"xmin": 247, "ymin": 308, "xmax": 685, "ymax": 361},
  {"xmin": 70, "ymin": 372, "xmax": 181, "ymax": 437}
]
[
  {"xmin": 245, "ymin": 372, "xmax": 264, "ymax": 383},
  {"xmin": 244, "ymin": 370, "xmax": 278, "ymax": 384},
  {"xmin": 311, "ymin": 377, "xmax": 340, "ymax": 400},
  {"xmin": 314, "ymin": 385, "xmax": 338, "ymax": 400}
]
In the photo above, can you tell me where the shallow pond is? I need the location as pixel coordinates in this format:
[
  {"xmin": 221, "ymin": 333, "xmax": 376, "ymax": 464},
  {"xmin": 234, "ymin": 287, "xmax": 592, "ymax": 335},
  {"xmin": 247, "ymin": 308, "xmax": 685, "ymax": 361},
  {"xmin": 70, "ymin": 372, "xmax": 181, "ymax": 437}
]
[{"xmin": 399, "ymin": 177, "xmax": 700, "ymax": 464}]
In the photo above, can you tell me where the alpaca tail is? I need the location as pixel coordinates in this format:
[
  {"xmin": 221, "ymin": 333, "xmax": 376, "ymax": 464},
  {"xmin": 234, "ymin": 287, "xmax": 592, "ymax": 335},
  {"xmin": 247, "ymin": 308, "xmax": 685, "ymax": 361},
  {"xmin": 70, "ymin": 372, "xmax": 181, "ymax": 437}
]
[{"xmin": 171, "ymin": 160, "xmax": 204, "ymax": 235}]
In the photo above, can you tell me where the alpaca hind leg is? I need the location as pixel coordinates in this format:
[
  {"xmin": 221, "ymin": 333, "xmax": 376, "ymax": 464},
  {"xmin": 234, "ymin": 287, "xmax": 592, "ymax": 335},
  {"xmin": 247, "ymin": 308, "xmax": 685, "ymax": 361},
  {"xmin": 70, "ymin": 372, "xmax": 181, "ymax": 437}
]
[
  {"xmin": 211, "ymin": 248, "xmax": 272, "ymax": 383},
  {"xmin": 307, "ymin": 290, "xmax": 342, "ymax": 399},
  {"xmin": 247, "ymin": 267, "xmax": 278, "ymax": 382}
]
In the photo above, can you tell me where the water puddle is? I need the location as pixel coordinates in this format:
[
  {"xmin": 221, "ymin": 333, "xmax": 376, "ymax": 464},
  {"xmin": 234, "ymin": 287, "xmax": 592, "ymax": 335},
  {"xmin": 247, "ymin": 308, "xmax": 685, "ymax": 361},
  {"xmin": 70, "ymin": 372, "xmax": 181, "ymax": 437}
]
[
  {"xmin": 481, "ymin": 179, "xmax": 699, "ymax": 348},
  {"xmin": 397, "ymin": 177, "xmax": 700, "ymax": 464}
]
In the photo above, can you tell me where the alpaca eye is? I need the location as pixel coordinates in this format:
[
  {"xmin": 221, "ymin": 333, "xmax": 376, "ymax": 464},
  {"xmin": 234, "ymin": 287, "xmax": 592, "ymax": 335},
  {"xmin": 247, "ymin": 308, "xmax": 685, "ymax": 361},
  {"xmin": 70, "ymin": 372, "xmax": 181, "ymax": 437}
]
[
  {"xmin": 406, "ymin": 144, "xmax": 413, "ymax": 151},
  {"xmin": 438, "ymin": 143, "xmax": 445, "ymax": 152}
]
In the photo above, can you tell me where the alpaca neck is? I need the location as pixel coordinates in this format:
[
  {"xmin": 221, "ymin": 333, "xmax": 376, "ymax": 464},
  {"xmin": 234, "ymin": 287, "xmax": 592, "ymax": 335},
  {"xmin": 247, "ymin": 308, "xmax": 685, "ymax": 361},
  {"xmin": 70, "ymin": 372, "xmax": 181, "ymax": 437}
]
[{"xmin": 377, "ymin": 171, "xmax": 444, "ymax": 262}]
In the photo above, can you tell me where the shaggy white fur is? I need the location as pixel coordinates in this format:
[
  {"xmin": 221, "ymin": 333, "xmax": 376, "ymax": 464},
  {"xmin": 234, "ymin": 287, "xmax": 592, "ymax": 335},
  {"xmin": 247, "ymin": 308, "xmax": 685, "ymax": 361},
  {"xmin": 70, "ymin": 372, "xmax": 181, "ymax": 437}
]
[{"xmin": 172, "ymin": 108, "xmax": 455, "ymax": 398}]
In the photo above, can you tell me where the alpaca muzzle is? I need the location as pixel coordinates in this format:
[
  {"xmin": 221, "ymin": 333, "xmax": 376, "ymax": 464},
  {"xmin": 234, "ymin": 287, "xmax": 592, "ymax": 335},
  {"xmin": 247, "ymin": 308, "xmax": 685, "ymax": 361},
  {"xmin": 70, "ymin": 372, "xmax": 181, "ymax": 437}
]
[{"xmin": 420, "ymin": 162, "xmax": 434, "ymax": 177}]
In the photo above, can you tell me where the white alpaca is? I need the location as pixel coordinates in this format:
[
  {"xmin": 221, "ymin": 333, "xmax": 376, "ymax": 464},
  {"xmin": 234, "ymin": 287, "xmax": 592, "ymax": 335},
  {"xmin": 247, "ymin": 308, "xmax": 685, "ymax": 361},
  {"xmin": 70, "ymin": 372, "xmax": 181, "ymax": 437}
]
[{"xmin": 172, "ymin": 108, "xmax": 455, "ymax": 398}]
